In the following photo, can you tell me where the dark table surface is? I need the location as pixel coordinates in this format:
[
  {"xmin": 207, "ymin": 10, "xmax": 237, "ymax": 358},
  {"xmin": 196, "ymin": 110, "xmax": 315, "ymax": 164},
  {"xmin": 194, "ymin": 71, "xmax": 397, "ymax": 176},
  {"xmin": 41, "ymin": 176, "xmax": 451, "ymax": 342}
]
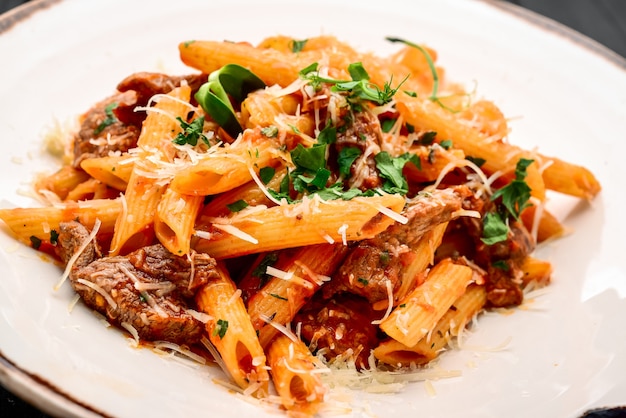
[{"xmin": 1, "ymin": 0, "xmax": 625, "ymax": 417}]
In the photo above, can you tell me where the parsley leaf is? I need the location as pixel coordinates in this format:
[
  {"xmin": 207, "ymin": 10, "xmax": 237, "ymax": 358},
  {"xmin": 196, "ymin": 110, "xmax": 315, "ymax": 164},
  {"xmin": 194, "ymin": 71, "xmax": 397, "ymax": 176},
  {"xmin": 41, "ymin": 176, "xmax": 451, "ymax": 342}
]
[
  {"xmin": 173, "ymin": 116, "xmax": 208, "ymax": 146},
  {"xmin": 481, "ymin": 212, "xmax": 509, "ymax": 245},
  {"xmin": 259, "ymin": 166, "xmax": 275, "ymax": 184},
  {"xmin": 226, "ymin": 200, "xmax": 249, "ymax": 212},
  {"xmin": 290, "ymin": 143, "xmax": 327, "ymax": 173},
  {"xmin": 466, "ymin": 156, "xmax": 486, "ymax": 167},
  {"xmin": 491, "ymin": 158, "xmax": 534, "ymax": 220},
  {"xmin": 337, "ymin": 147, "xmax": 361, "ymax": 177},
  {"xmin": 213, "ymin": 319, "xmax": 229, "ymax": 339},
  {"xmin": 290, "ymin": 39, "xmax": 308, "ymax": 53},
  {"xmin": 375, "ymin": 151, "xmax": 420, "ymax": 194},
  {"xmin": 94, "ymin": 102, "xmax": 119, "ymax": 135}
]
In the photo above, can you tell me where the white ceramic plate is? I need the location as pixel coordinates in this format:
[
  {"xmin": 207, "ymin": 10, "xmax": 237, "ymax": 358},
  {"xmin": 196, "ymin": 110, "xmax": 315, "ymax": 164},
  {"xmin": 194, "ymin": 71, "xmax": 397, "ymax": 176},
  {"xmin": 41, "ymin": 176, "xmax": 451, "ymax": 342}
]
[{"xmin": 1, "ymin": 0, "xmax": 625, "ymax": 417}]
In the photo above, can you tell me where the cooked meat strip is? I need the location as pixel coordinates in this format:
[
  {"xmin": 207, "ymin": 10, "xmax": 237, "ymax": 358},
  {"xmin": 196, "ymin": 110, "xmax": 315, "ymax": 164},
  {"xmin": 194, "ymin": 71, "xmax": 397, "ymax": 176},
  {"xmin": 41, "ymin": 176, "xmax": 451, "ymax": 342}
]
[
  {"xmin": 294, "ymin": 294, "xmax": 381, "ymax": 370},
  {"xmin": 326, "ymin": 186, "xmax": 471, "ymax": 304},
  {"xmin": 457, "ymin": 192, "xmax": 536, "ymax": 307},
  {"xmin": 72, "ymin": 72, "xmax": 205, "ymax": 166},
  {"xmin": 72, "ymin": 91, "xmax": 140, "ymax": 167},
  {"xmin": 56, "ymin": 221, "xmax": 218, "ymax": 344}
]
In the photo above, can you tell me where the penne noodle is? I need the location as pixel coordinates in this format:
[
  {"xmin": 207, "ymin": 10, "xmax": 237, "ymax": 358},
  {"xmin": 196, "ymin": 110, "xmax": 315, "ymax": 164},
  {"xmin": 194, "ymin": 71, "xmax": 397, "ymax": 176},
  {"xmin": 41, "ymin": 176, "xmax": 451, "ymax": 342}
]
[
  {"xmin": 80, "ymin": 154, "xmax": 135, "ymax": 191},
  {"xmin": 154, "ymin": 187, "xmax": 203, "ymax": 256},
  {"xmin": 195, "ymin": 262, "xmax": 269, "ymax": 396},
  {"xmin": 194, "ymin": 193, "xmax": 405, "ymax": 259},
  {"xmin": 34, "ymin": 165, "xmax": 91, "ymax": 201},
  {"xmin": 267, "ymin": 334, "xmax": 327, "ymax": 415},
  {"xmin": 379, "ymin": 258, "xmax": 473, "ymax": 347},
  {"xmin": 169, "ymin": 128, "xmax": 285, "ymax": 196},
  {"xmin": 374, "ymin": 284, "xmax": 487, "ymax": 366},
  {"xmin": 0, "ymin": 199, "xmax": 121, "ymax": 244},
  {"xmin": 245, "ymin": 243, "xmax": 349, "ymax": 348},
  {"xmin": 109, "ymin": 85, "xmax": 191, "ymax": 255}
]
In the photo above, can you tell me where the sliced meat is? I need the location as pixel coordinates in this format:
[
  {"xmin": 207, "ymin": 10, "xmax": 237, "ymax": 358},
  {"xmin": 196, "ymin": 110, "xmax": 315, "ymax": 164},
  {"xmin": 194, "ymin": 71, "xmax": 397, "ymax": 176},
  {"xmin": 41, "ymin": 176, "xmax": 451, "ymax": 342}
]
[
  {"xmin": 458, "ymin": 192, "xmax": 536, "ymax": 308},
  {"xmin": 326, "ymin": 186, "xmax": 471, "ymax": 304},
  {"xmin": 72, "ymin": 72, "xmax": 206, "ymax": 166},
  {"xmin": 72, "ymin": 91, "xmax": 140, "ymax": 167},
  {"xmin": 294, "ymin": 294, "xmax": 381, "ymax": 369},
  {"xmin": 56, "ymin": 221, "xmax": 217, "ymax": 344}
]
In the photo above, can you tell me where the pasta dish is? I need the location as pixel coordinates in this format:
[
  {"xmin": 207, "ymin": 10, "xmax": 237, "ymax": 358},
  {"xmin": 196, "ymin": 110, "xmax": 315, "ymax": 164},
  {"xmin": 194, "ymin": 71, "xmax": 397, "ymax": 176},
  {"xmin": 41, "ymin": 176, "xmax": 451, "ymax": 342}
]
[{"xmin": 0, "ymin": 35, "xmax": 601, "ymax": 416}]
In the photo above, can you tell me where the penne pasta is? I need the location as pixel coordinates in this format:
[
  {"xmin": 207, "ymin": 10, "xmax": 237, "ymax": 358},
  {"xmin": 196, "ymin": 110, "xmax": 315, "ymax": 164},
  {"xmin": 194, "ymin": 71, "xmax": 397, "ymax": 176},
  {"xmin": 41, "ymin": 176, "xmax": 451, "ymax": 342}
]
[
  {"xmin": 194, "ymin": 193, "xmax": 405, "ymax": 259},
  {"xmin": 109, "ymin": 85, "xmax": 191, "ymax": 255},
  {"xmin": 267, "ymin": 334, "xmax": 327, "ymax": 415},
  {"xmin": 374, "ymin": 284, "xmax": 487, "ymax": 366},
  {"xmin": 379, "ymin": 258, "xmax": 473, "ymax": 347},
  {"xmin": 154, "ymin": 187, "xmax": 203, "ymax": 256},
  {"xmin": 0, "ymin": 199, "xmax": 121, "ymax": 245},
  {"xmin": 195, "ymin": 262, "xmax": 269, "ymax": 396}
]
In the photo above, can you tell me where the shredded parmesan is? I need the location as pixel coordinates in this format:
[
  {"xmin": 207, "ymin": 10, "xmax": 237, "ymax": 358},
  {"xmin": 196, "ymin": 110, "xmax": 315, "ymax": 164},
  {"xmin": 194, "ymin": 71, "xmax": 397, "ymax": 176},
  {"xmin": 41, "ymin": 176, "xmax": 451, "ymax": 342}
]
[{"xmin": 211, "ymin": 223, "xmax": 259, "ymax": 244}]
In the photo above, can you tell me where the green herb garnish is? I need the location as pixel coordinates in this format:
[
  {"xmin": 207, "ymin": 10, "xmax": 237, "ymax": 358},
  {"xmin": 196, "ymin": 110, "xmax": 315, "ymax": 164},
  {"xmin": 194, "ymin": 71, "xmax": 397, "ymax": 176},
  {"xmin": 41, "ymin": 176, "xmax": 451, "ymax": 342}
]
[
  {"xmin": 491, "ymin": 158, "xmax": 534, "ymax": 220},
  {"xmin": 195, "ymin": 64, "xmax": 266, "ymax": 138},
  {"xmin": 94, "ymin": 102, "xmax": 119, "ymax": 135},
  {"xmin": 213, "ymin": 319, "xmax": 229, "ymax": 339},
  {"xmin": 173, "ymin": 116, "xmax": 208, "ymax": 146},
  {"xmin": 226, "ymin": 200, "xmax": 249, "ymax": 213}
]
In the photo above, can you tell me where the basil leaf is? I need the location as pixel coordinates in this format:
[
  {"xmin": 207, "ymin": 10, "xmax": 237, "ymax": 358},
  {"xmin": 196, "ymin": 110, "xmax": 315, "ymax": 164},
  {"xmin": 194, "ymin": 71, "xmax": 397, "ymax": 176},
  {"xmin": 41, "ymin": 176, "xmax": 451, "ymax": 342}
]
[{"xmin": 195, "ymin": 64, "xmax": 266, "ymax": 138}]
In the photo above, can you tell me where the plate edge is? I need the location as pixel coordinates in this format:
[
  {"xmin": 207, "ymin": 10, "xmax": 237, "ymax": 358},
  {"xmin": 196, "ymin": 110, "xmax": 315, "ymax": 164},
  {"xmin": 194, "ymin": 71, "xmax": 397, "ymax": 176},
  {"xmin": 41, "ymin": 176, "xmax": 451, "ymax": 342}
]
[
  {"xmin": 0, "ymin": 0, "xmax": 63, "ymax": 34},
  {"xmin": 480, "ymin": 0, "xmax": 626, "ymax": 71}
]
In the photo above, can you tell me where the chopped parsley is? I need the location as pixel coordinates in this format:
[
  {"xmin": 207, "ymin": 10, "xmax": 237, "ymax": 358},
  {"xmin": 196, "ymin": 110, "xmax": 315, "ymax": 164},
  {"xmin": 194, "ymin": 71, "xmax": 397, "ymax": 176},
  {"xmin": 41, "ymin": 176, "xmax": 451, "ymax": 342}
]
[
  {"xmin": 357, "ymin": 278, "xmax": 369, "ymax": 286},
  {"xmin": 226, "ymin": 199, "xmax": 249, "ymax": 212},
  {"xmin": 337, "ymin": 147, "xmax": 361, "ymax": 177},
  {"xmin": 290, "ymin": 39, "xmax": 308, "ymax": 53},
  {"xmin": 491, "ymin": 158, "xmax": 534, "ymax": 220},
  {"xmin": 173, "ymin": 116, "xmax": 209, "ymax": 146},
  {"xmin": 29, "ymin": 235, "xmax": 42, "ymax": 250},
  {"xmin": 270, "ymin": 293, "xmax": 288, "ymax": 301},
  {"xmin": 466, "ymin": 156, "xmax": 486, "ymax": 167},
  {"xmin": 261, "ymin": 125, "xmax": 278, "ymax": 138},
  {"xmin": 213, "ymin": 319, "xmax": 229, "ymax": 339},
  {"xmin": 252, "ymin": 253, "xmax": 279, "ymax": 287},
  {"xmin": 259, "ymin": 166, "xmax": 275, "ymax": 184},
  {"xmin": 94, "ymin": 102, "xmax": 119, "ymax": 135},
  {"xmin": 49, "ymin": 229, "xmax": 59, "ymax": 245},
  {"xmin": 481, "ymin": 211, "xmax": 509, "ymax": 245},
  {"xmin": 375, "ymin": 151, "xmax": 420, "ymax": 194}
]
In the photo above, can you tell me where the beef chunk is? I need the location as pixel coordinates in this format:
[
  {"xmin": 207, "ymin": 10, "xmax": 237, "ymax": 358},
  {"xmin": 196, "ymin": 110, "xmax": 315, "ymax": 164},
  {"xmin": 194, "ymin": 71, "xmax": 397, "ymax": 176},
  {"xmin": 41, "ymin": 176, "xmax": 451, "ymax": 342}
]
[
  {"xmin": 56, "ymin": 221, "xmax": 218, "ymax": 345},
  {"xmin": 295, "ymin": 294, "xmax": 381, "ymax": 369},
  {"xmin": 327, "ymin": 186, "xmax": 471, "ymax": 304}
]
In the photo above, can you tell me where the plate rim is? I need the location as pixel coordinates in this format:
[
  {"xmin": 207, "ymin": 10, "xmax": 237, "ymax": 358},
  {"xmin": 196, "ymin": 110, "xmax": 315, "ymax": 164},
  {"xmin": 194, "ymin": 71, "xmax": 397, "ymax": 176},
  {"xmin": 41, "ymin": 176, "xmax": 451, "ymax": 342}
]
[{"xmin": 0, "ymin": 0, "xmax": 624, "ymax": 416}]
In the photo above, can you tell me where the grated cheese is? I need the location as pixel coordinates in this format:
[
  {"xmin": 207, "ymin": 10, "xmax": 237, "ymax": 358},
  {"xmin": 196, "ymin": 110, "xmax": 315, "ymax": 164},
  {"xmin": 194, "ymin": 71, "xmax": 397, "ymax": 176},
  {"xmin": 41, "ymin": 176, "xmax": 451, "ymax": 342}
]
[{"xmin": 211, "ymin": 223, "xmax": 259, "ymax": 244}]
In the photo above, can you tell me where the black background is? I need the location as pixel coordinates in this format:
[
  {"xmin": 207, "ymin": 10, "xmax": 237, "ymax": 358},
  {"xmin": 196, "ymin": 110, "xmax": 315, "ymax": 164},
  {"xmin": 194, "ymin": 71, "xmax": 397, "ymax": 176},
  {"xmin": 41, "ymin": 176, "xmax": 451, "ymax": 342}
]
[{"xmin": 0, "ymin": 0, "xmax": 625, "ymax": 417}]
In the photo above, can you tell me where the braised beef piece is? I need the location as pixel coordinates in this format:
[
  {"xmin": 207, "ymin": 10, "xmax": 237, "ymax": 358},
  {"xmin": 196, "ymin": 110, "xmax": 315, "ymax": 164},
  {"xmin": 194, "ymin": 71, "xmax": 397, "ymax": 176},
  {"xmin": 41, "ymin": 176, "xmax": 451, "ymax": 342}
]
[
  {"xmin": 115, "ymin": 72, "xmax": 206, "ymax": 127},
  {"xmin": 56, "ymin": 221, "xmax": 218, "ymax": 345},
  {"xmin": 72, "ymin": 92, "xmax": 141, "ymax": 167},
  {"xmin": 457, "ymin": 193, "xmax": 536, "ymax": 307},
  {"xmin": 72, "ymin": 72, "xmax": 206, "ymax": 167},
  {"xmin": 326, "ymin": 186, "xmax": 471, "ymax": 304},
  {"xmin": 294, "ymin": 294, "xmax": 381, "ymax": 369}
]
